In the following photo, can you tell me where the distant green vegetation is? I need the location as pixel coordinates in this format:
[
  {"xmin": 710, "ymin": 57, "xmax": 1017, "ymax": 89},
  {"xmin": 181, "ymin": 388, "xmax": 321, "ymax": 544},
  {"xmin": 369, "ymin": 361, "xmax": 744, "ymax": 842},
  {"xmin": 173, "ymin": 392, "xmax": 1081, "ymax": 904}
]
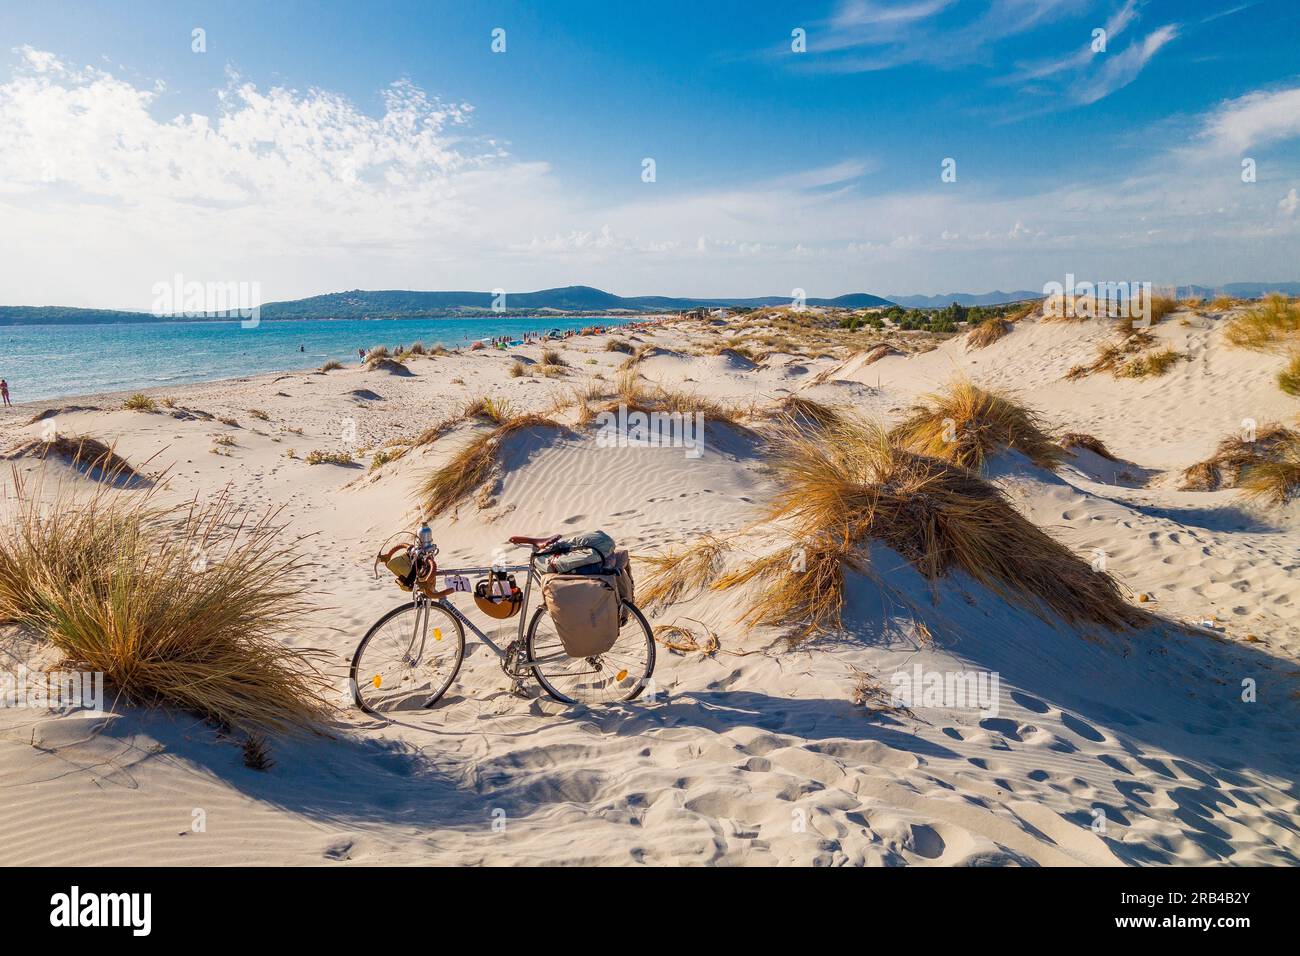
[
  {"xmin": 839, "ymin": 299, "xmax": 1033, "ymax": 335},
  {"xmin": 882, "ymin": 302, "xmax": 966, "ymax": 334},
  {"xmin": 0, "ymin": 306, "xmax": 159, "ymax": 325}
]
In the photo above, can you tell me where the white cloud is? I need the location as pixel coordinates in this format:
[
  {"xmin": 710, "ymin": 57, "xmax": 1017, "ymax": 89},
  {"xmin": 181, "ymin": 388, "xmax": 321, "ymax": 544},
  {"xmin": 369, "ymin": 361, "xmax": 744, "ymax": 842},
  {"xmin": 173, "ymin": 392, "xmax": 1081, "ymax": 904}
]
[
  {"xmin": 0, "ymin": 52, "xmax": 487, "ymax": 230},
  {"xmin": 1281, "ymin": 188, "xmax": 1299, "ymax": 217},
  {"xmin": 1197, "ymin": 86, "xmax": 1300, "ymax": 155},
  {"xmin": 18, "ymin": 45, "xmax": 59, "ymax": 72}
]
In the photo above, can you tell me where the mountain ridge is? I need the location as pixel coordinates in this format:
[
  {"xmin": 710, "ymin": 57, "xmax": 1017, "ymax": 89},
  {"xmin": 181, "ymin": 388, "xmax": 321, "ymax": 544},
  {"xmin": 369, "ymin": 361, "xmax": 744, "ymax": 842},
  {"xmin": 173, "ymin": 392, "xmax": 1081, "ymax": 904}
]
[
  {"xmin": 889, "ymin": 282, "xmax": 1300, "ymax": 309},
  {"xmin": 0, "ymin": 285, "xmax": 894, "ymax": 324},
  {"xmin": 5, "ymin": 281, "xmax": 1299, "ymax": 325}
]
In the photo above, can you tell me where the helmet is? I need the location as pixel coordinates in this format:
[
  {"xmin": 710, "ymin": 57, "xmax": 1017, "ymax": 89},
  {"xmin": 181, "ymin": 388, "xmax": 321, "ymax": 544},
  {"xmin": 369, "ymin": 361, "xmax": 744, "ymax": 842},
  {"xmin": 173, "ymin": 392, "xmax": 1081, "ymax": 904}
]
[{"xmin": 474, "ymin": 573, "xmax": 522, "ymax": 619}]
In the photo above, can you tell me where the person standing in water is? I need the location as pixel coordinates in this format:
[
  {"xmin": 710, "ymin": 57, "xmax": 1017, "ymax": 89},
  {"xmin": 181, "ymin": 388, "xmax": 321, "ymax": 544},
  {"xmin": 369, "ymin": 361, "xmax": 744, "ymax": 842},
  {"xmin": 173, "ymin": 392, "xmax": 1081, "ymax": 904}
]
[{"xmin": 0, "ymin": 379, "xmax": 11, "ymax": 407}]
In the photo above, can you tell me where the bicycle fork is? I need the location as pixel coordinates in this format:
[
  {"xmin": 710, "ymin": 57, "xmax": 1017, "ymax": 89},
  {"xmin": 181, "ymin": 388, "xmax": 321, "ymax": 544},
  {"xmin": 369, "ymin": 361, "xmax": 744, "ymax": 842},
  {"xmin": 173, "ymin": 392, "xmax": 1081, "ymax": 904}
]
[{"xmin": 404, "ymin": 600, "xmax": 430, "ymax": 670}]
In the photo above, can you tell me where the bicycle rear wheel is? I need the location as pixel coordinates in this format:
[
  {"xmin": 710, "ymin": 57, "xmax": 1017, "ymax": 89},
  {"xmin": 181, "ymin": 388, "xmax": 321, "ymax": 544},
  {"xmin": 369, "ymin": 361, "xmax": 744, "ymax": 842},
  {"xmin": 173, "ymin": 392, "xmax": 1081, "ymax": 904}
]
[
  {"xmin": 526, "ymin": 601, "xmax": 655, "ymax": 705},
  {"xmin": 351, "ymin": 601, "xmax": 465, "ymax": 715}
]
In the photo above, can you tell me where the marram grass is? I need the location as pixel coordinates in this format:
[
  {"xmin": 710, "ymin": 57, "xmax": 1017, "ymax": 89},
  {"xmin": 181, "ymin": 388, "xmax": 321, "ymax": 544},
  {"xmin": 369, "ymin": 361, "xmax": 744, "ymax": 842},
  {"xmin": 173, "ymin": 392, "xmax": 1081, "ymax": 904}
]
[
  {"xmin": 713, "ymin": 421, "xmax": 1146, "ymax": 641},
  {"xmin": 966, "ymin": 316, "xmax": 1013, "ymax": 349},
  {"xmin": 0, "ymin": 473, "xmax": 331, "ymax": 733},
  {"xmin": 638, "ymin": 533, "xmax": 732, "ymax": 611},
  {"xmin": 1179, "ymin": 424, "xmax": 1298, "ymax": 493},
  {"xmin": 1277, "ymin": 352, "xmax": 1300, "ymax": 397},
  {"xmin": 1224, "ymin": 294, "xmax": 1300, "ymax": 351},
  {"xmin": 417, "ymin": 413, "xmax": 565, "ymax": 517},
  {"xmin": 1059, "ymin": 432, "xmax": 1117, "ymax": 461},
  {"xmin": 890, "ymin": 379, "xmax": 1063, "ymax": 472},
  {"xmin": 1238, "ymin": 436, "xmax": 1300, "ymax": 504}
]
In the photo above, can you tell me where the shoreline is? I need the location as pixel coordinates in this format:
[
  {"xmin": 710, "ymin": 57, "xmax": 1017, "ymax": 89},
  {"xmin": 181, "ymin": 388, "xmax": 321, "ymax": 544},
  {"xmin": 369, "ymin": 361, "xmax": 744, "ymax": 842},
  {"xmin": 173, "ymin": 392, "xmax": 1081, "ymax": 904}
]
[
  {"xmin": 0, "ymin": 314, "xmax": 674, "ymax": 425},
  {"xmin": 0, "ymin": 311, "xmax": 661, "ymax": 328},
  {"xmin": 0, "ymin": 314, "xmax": 661, "ymax": 406}
]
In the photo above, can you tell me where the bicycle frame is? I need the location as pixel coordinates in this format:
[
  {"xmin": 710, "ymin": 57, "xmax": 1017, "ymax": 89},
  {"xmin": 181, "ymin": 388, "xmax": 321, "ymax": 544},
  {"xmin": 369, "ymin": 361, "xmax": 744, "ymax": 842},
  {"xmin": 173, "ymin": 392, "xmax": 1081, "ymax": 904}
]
[
  {"xmin": 401, "ymin": 546, "xmax": 547, "ymax": 679},
  {"xmin": 425, "ymin": 561, "xmax": 534, "ymax": 661}
]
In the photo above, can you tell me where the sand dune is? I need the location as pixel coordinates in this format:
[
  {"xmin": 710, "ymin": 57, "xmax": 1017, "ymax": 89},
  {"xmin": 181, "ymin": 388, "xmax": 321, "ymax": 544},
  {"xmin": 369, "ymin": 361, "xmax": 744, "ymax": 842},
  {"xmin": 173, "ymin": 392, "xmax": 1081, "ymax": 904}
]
[{"xmin": 1, "ymin": 310, "xmax": 1297, "ymax": 866}]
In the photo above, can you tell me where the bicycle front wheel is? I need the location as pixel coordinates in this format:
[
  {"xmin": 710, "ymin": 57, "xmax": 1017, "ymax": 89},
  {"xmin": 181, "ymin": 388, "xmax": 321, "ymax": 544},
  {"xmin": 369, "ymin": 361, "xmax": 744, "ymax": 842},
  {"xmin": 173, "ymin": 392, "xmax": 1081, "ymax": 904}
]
[
  {"xmin": 526, "ymin": 601, "xmax": 655, "ymax": 706},
  {"xmin": 351, "ymin": 601, "xmax": 465, "ymax": 715}
]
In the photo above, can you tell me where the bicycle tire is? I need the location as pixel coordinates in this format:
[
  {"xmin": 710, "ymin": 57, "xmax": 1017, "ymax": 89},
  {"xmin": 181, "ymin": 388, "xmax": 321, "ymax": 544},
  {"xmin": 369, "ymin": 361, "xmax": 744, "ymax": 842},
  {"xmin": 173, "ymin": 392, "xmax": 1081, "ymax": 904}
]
[
  {"xmin": 526, "ymin": 600, "xmax": 655, "ymax": 705},
  {"xmin": 350, "ymin": 601, "xmax": 465, "ymax": 715}
]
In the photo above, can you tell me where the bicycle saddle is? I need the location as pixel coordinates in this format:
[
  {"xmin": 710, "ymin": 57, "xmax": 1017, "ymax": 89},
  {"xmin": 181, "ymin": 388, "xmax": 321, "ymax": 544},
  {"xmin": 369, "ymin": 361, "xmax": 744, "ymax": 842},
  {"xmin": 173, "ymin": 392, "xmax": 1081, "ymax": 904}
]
[{"xmin": 508, "ymin": 534, "xmax": 561, "ymax": 547}]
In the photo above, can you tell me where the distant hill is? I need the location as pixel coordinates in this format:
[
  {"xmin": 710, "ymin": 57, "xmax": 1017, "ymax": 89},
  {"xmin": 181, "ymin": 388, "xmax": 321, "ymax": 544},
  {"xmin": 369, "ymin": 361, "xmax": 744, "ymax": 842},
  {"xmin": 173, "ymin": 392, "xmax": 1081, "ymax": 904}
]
[
  {"xmin": 0, "ymin": 285, "xmax": 894, "ymax": 325},
  {"xmin": 0, "ymin": 306, "xmax": 160, "ymax": 325},
  {"xmin": 257, "ymin": 286, "xmax": 896, "ymax": 318},
  {"xmin": 6, "ymin": 281, "xmax": 1297, "ymax": 326},
  {"xmin": 887, "ymin": 291, "xmax": 1043, "ymax": 308},
  {"xmin": 258, "ymin": 286, "xmax": 628, "ymax": 318},
  {"xmin": 1178, "ymin": 282, "xmax": 1300, "ymax": 299},
  {"xmin": 889, "ymin": 283, "xmax": 1300, "ymax": 310}
]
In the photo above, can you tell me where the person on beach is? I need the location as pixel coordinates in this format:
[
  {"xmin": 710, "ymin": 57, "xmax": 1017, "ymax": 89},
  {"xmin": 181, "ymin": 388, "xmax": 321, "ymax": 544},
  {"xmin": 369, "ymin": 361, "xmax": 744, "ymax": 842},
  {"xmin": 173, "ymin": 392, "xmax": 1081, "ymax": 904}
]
[
  {"xmin": 358, "ymin": 348, "xmax": 365, "ymax": 361},
  {"xmin": 0, "ymin": 379, "xmax": 10, "ymax": 407}
]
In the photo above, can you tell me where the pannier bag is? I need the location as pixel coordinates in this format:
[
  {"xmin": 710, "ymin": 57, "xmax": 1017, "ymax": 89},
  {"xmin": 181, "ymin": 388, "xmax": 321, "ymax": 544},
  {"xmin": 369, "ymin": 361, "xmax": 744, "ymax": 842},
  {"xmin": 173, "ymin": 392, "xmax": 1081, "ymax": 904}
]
[{"xmin": 542, "ymin": 573, "xmax": 621, "ymax": 658}]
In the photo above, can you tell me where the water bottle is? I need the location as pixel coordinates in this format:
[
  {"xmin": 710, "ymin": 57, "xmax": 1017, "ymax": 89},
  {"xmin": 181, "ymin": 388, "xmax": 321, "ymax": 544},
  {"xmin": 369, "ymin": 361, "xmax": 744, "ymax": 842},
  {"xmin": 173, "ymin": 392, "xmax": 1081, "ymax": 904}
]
[{"xmin": 418, "ymin": 520, "xmax": 432, "ymax": 550}]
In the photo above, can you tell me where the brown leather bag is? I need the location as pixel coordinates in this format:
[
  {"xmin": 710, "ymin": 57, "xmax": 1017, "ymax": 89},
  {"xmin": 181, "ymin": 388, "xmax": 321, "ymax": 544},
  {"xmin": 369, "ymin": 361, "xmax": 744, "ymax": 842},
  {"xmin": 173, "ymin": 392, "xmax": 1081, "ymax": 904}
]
[
  {"xmin": 542, "ymin": 573, "xmax": 621, "ymax": 657},
  {"xmin": 377, "ymin": 544, "xmax": 436, "ymax": 596}
]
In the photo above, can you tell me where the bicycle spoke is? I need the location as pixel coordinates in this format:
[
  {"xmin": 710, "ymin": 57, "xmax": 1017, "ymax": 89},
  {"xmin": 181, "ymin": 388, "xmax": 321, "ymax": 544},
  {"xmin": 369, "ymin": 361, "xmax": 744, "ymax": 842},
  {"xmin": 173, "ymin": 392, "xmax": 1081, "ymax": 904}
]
[
  {"xmin": 353, "ymin": 603, "xmax": 463, "ymax": 713},
  {"xmin": 529, "ymin": 603, "xmax": 654, "ymax": 705}
]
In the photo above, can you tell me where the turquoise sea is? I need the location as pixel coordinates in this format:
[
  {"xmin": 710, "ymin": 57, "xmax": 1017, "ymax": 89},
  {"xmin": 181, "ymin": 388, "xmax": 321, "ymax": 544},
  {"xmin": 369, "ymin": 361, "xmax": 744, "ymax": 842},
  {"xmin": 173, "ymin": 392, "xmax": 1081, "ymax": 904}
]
[{"xmin": 0, "ymin": 316, "xmax": 630, "ymax": 403}]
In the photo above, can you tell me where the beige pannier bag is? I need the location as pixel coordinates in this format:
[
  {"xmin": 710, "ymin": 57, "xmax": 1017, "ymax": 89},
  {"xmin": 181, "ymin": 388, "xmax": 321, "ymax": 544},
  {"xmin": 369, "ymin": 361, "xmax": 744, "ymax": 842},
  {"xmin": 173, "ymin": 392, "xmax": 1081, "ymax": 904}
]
[{"xmin": 542, "ymin": 573, "xmax": 621, "ymax": 657}]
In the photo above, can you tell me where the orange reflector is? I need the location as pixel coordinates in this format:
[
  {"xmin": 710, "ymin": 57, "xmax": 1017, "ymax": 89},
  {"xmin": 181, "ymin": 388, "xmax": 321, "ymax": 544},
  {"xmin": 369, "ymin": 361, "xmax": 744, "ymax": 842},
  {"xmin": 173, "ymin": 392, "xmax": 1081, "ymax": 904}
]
[
  {"xmin": 372, "ymin": 674, "xmax": 383, "ymax": 688},
  {"xmin": 433, "ymin": 628, "xmax": 443, "ymax": 641},
  {"xmin": 616, "ymin": 669, "xmax": 628, "ymax": 681}
]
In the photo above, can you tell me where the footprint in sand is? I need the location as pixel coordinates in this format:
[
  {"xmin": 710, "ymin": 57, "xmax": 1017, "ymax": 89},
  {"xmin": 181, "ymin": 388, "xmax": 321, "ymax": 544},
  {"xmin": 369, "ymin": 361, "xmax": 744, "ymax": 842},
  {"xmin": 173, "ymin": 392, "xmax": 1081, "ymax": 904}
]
[
  {"xmin": 978, "ymin": 717, "xmax": 1024, "ymax": 741},
  {"xmin": 903, "ymin": 823, "xmax": 946, "ymax": 859},
  {"xmin": 1060, "ymin": 712, "xmax": 1105, "ymax": 742},
  {"xmin": 323, "ymin": 839, "xmax": 355, "ymax": 861},
  {"xmin": 1009, "ymin": 691, "xmax": 1051, "ymax": 714}
]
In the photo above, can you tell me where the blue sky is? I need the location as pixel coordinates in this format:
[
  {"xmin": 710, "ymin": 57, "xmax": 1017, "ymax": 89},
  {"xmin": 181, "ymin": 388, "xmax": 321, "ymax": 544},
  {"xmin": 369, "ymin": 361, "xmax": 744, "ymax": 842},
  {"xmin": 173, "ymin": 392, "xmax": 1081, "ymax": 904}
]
[{"xmin": 0, "ymin": 0, "xmax": 1297, "ymax": 307}]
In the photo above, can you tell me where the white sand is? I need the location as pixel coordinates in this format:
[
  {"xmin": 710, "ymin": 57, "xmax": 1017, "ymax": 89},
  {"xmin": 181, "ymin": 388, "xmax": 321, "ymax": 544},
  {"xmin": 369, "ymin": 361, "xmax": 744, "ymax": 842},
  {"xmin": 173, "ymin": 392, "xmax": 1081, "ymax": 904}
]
[{"xmin": 1, "ymin": 310, "xmax": 1297, "ymax": 866}]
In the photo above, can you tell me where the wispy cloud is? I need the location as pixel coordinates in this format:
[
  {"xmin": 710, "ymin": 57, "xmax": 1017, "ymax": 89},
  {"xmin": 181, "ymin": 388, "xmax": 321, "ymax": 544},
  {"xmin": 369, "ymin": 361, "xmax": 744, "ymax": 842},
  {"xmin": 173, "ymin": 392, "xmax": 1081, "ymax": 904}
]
[
  {"xmin": 1068, "ymin": 22, "xmax": 1178, "ymax": 104},
  {"xmin": 1005, "ymin": 0, "xmax": 1140, "ymax": 82},
  {"xmin": 797, "ymin": 0, "xmax": 1176, "ymax": 109},
  {"xmin": 764, "ymin": 159, "xmax": 876, "ymax": 190},
  {"xmin": 800, "ymin": 0, "xmax": 1087, "ymax": 72}
]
